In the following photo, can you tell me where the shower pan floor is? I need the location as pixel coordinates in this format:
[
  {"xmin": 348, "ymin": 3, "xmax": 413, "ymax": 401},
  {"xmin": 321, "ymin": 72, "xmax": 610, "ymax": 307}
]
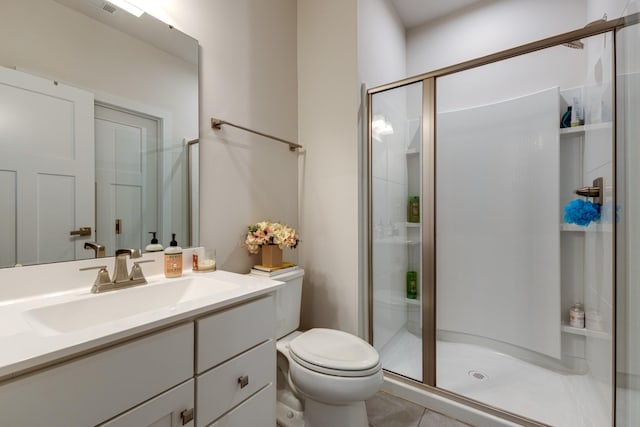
[{"xmin": 381, "ymin": 328, "xmax": 609, "ymax": 427}]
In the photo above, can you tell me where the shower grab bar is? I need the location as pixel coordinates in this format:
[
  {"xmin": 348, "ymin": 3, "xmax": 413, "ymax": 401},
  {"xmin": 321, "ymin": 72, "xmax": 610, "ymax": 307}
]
[{"xmin": 211, "ymin": 117, "xmax": 302, "ymax": 152}]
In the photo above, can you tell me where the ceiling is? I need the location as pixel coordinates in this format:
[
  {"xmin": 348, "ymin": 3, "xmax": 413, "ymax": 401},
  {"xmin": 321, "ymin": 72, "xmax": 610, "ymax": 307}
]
[{"xmin": 389, "ymin": 0, "xmax": 486, "ymax": 29}]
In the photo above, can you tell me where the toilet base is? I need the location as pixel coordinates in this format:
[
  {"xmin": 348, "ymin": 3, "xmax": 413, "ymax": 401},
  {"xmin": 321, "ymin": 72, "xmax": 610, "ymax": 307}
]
[
  {"xmin": 304, "ymin": 399, "xmax": 369, "ymax": 427},
  {"xmin": 276, "ymin": 400, "xmax": 304, "ymax": 427},
  {"xmin": 276, "ymin": 397, "xmax": 370, "ymax": 427}
]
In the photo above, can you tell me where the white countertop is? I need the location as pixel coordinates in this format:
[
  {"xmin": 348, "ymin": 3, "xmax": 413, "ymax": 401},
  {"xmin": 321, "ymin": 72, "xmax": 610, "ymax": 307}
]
[{"xmin": 0, "ymin": 269, "xmax": 283, "ymax": 381}]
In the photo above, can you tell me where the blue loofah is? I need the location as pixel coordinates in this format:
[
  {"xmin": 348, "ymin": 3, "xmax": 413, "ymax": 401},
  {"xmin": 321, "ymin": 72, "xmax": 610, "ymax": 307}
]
[{"xmin": 563, "ymin": 199, "xmax": 601, "ymax": 226}]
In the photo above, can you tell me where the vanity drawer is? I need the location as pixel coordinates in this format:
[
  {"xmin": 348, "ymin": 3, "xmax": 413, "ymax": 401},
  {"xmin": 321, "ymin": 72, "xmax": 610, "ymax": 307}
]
[
  {"xmin": 0, "ymin": 323, "xmax": 194, "ymax": 427},
  {"xmin": 196, "ymin": 295, "xmax": 274, "ymax": 373},
  {"xmin": 207, "ymin": 384, "xmax": 275, "ymax": 427},
  {"xmin": 196, "ymin": 339, "xmax": 275, "ymax": 427},
  {"xmin": 98, "ymin": 379, "xmax": 195, "ymax": 427}
]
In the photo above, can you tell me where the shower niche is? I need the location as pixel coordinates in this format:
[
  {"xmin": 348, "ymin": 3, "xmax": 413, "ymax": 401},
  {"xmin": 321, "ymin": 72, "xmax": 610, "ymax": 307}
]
[
  {"xmin": 369, "ymin": 30, "xmax": 615, "ymax": 427},
  {"xmin": 557, "ymin": 83, "xmax": 614, "ymax": 420}
]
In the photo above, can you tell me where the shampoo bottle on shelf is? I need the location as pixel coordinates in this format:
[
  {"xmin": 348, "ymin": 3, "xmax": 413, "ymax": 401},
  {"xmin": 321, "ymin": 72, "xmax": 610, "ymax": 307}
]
[
  {"xmin": 164, "ymin": 233, "xmax": 183, "ymax": 278},
  {"xmin": 408, "ymin": 196, "xmax": 420, "ymax": 223},
  {"xmin": 406, "ymin": 271, "xmax": 418, "ymax": 299},
  {"xmin": 569, "ymin": 302, "xmax": 585, "ymax": 328},
  {"xmin": 561, "ymin": 106, "xmax": 572, "ymax": 128}
]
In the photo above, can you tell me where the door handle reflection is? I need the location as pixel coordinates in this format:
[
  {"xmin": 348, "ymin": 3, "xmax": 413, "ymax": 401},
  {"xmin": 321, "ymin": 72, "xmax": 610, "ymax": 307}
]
[{"xmin": 70, "ymin": 226, "xmax": 92, "ymax": 236}]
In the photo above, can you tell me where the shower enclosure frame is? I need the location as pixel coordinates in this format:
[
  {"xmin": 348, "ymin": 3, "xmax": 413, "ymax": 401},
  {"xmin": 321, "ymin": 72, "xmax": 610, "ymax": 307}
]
[{"xmin": 367, "ymin": 13, "xmax": 639, "ymax": 427}]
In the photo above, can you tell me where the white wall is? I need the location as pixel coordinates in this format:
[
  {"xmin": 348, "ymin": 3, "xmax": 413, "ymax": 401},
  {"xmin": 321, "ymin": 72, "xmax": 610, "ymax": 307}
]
[
  {"xmin": 130, "ymin": 0, "xmax": 361, "ymax": 335},
  {"xmin": 588, "ymin": 0, "xmax": 630, "ymax": 22},
  {"xmin": 297, "ymin": 0, "xmax": 360, "ymax": 334},
  {"xmin": 157, "ymin": 0, "xmax": 299, "ymax": 274},
  {"xmin": 406, "ymin": 0, "xmax": 630, "ymax": 78},
  {"xmin": 358, "ymin": 0, "xmax": 407, "ymax": 88},
  {"xmin": 407, "ymin": 0, "xmax": 586, "ymax": 77},
  {"xmin": 293, "ymin": 0, "xmax": 416, "ymax": 336}
]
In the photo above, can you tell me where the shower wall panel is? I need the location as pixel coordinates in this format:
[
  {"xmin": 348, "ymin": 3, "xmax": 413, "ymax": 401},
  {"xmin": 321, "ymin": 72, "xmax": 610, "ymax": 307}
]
[{"xmin": 436, "ymin": 87, "xmax": 561, "ymax": 359}]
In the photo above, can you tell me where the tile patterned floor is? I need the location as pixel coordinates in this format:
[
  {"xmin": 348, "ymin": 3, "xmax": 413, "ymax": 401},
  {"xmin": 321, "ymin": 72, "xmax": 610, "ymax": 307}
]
[{"xmin": 366, "ymin": 391, "xmax": 472, "ymax": 427}]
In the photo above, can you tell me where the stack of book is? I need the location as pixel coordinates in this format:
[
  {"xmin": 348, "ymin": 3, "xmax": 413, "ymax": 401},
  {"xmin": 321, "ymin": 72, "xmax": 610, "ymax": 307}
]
[{"xmin": 250, "ymin": 262, "xmax": 299, "ymax": 277}]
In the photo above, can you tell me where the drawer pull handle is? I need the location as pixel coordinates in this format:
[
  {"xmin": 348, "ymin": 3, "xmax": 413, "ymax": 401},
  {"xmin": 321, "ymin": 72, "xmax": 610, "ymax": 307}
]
[
  {"xmin": 180, "ymin": 408, "xmax": 194, "ymax": 425},
  {"xmin": 238, "ymin": 374, "xmax": 249, "ymax": 388}
]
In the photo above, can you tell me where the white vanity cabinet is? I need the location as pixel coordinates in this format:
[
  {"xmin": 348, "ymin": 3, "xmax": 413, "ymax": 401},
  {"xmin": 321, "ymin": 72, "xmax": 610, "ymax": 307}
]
[
  {"xmin": 0, "ymin": 323, "xmax": 194, "ymax": 427},
  {"xmin": 0, "ymin": 293, "xmax": 277, "ymax": 427},
  {"xmin": 195, "ymin": 295, "xmax": 276, "ymax": 427}
]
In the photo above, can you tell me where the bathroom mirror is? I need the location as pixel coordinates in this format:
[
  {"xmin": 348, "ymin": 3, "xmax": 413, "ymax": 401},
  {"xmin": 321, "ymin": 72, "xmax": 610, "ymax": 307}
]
[{"xmin": 0, "ymin": 0, "xmax": 199, "ymax": 268}]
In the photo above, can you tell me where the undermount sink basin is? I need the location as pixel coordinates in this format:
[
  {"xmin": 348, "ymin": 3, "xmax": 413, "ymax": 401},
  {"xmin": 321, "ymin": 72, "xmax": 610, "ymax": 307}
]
[{"xmin": 23, "ymin": 277, "xmax": 240, "ymax": 334}]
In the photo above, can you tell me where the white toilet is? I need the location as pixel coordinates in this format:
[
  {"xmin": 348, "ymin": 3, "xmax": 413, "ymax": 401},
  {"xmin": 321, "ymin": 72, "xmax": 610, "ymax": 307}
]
[{"xmin": 264, "ymin": 268, "xmax": 383, "ymax": 427}]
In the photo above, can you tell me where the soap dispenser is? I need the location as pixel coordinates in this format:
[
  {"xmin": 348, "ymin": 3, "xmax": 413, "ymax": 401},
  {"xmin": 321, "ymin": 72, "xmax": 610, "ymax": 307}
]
[
  {"xmin": 164, "ymin": 233, "xmax": 183, "ymax": 278},
  {"xmin": 145, "ymin": 232, "xmax": 164, "ymax": 252}
]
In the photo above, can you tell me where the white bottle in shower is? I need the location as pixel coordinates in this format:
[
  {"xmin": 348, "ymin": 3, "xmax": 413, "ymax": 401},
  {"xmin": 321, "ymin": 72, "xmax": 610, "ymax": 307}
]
[{"xmin": 569, "ymin": 302, "xmax": 585, "ymax": 328}]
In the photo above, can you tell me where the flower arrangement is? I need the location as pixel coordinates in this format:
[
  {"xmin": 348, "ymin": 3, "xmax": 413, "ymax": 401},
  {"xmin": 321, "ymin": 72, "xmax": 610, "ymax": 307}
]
[{"xmin": 244, "ymin": 221, "xmax": 300, "ymax": 254}]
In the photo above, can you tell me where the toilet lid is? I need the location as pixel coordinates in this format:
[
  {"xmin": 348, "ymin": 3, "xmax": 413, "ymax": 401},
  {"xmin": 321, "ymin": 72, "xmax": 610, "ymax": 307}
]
[{"xmin": 288, "ymin": 328, "xmax": 381, "ymax": 377}]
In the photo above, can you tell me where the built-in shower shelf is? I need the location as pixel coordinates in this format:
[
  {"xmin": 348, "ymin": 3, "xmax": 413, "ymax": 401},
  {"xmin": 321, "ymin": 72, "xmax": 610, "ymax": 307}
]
[
  {"xmin": 406, "ymin": 222, "xmax": 420, "ymax": 228},
  {"xmin": 405, "ymin": 297, "xmax": 421, "ymax": 306},
  {"xmin": 559, "ymin": 122, "xmax": 612, "ymax": 136},
  {"xmin": 560, "ymin": 223, "xmax": 612, "ymax": 232},
  {"xmin": 405, "ymin": 149, "xmax": 420, "ymax": 155},
  {"xmin": 561, "ymin": 323, "xmax": 611, "ymax": 340},
  {"xmin": 374, "ymin": 238, "xmax": 421, "ymax": 246}
]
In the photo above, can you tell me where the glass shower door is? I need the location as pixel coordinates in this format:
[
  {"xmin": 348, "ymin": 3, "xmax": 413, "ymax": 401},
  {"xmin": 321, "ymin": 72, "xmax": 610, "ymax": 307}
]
[
  {"xmin": 435, "ymin": 33, "xmax": 614, "ymax": 426},
  {"xmin": 616, "ymin": 17, "xmax": 640, "ymax": 425},
  {"xmin": 370, "ymin": 81, "xmax": 423, "ymax": 382}
]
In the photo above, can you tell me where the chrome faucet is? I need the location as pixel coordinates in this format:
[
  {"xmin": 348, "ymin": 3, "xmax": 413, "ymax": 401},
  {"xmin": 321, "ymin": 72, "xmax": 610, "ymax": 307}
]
[
  {"xmin": 80, "ymin": 248, "xmax": 153, "ymax": 293},
  {"xmin": 84, "ymin": 241, "xmax": 106, "ymax": 258}
]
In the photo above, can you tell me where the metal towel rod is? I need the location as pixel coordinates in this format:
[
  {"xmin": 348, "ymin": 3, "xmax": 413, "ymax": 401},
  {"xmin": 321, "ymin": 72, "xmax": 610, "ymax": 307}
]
[{"xmin": 211, "ymin": 117, "xmax": 302, "ymax": 152}]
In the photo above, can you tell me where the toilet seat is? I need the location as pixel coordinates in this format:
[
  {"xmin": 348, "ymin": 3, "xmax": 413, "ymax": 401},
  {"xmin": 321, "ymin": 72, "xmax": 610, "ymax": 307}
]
[{"xmin": 288, "ymin": 328, "xmax": 381, "ymax": 377}]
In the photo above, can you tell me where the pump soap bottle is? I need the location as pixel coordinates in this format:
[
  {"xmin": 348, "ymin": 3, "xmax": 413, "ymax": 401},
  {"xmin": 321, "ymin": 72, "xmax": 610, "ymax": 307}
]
[
  {"xmin": 164, "ymin": 233, "xmax": 183, "ymax": 278},
  {"xmin": 145, "ymin": 232, "xmax": 164, "ymax": 252}
]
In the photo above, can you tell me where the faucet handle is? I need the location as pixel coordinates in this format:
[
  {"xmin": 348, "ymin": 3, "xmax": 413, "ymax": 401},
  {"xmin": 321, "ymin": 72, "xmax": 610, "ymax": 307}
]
[
  {"xmin": 80, "ymin": 265, "xmax": 111, "ymax": 290},
  {"xmin": 130, "ymin": 260, "xmax": 154, "ymax": 281}
]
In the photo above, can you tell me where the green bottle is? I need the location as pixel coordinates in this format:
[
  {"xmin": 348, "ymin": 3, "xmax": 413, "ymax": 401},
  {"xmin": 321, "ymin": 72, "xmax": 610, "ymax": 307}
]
[
  {"xmin": 406, "ymin": 271, "xmax": 418, "ymax": 299},
  {"xmin": 408, "ymin": 196, "xmax": 420, "ymax": 223}
]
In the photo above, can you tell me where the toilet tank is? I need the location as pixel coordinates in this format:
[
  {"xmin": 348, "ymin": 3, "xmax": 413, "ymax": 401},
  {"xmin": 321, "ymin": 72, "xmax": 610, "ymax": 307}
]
[{"xmin": 272, "ymin": 268, "xmax": 304, "ymax": 339}]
